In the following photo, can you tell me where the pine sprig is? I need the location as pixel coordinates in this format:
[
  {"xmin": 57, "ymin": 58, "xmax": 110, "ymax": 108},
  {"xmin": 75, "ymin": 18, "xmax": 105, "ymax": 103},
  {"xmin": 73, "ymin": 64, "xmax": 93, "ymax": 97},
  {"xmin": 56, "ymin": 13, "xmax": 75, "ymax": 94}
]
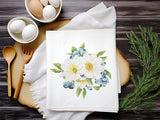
[{"xmin": 120, "ymin": 25, "xmax": 160, "ymax": 111}]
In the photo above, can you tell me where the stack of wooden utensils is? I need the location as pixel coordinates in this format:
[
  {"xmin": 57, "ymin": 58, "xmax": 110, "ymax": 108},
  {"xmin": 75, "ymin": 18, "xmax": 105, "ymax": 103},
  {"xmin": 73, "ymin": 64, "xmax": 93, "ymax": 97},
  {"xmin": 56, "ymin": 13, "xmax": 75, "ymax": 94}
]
[{"xmin": 3, "ymin": 45, "xmax": 33, "ymax": 99}]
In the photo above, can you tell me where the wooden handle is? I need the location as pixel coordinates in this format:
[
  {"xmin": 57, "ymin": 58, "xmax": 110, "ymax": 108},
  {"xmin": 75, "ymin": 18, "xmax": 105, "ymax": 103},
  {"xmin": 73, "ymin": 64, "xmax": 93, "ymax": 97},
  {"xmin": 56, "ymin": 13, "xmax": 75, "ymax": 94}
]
[
  {"xmin": 13, "ymin": 64, "xmax": 24, "ymax": 99},
  {"xmin": 7, "ymin": 64, "xmax": 12, "ymax": 97}
]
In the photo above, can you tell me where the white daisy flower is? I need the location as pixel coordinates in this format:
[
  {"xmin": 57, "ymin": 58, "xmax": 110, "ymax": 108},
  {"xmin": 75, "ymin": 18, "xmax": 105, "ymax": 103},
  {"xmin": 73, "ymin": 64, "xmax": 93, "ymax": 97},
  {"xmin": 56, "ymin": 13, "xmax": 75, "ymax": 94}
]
[
  {"xmin": 82, "ymin": 54, "xmax": 104, "ymax": 79},
  {"xmin": 60, "ymin": 56, "xmax": 84, "ymax": 81}
]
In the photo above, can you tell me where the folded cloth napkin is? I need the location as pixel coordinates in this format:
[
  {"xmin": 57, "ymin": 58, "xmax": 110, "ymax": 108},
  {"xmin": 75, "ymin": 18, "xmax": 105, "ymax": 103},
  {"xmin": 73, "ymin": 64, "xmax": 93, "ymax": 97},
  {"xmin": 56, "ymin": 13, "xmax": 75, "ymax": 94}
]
[
  {"xmin": 46, "ymin": 29, "xmax": 119, "ymax": 112},
  {"xmin": 23, "ymin": 2, "xmax": 118, "ymax": 120}
]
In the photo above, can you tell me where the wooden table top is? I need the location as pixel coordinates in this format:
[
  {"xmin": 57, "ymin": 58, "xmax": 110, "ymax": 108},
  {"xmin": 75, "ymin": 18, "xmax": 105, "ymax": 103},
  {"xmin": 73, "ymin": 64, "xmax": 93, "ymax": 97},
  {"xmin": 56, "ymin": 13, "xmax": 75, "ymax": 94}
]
[{"xmin": 0, "ymin": 0, "xmax": 160, "ymax": 120}]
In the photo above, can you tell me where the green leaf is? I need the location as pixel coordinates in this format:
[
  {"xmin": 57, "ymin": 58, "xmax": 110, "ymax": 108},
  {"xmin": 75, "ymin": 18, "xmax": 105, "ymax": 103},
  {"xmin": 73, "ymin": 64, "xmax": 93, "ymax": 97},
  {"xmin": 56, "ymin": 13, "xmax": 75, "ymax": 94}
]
[
  {"xmin": 71, "ymin": 46, "xmax": 77, "ymax": 53},
  {"xmin": 86, "ymin": 78, "xmax": 93, "ymax": 85},
  {"xmin": 76, "ymin": 79, "xmax": 81, "ymax": 82},
  {"xmin": 72, "ymin": 81, "xmax": 75, "ymax": 84},
  {"xmin": 53, "ymin": 63, "xmax": 62, "ymax": 70},
  {"xmin": 104, "ymin": 69, "xmax": 111, "ymax": 79},
  {"xmin": 138, "ymin": 102, "xmax": 156, "ymax": 109},
  {"xmin": 66, "ymin": 53, "xmax": 72, "ymax": 55},
  {"xmin": 83, "ymin": 88, "xmax": 86, "ymax": 98},
  {"xmin": 93, "ymin": 86, "xmax": 101, "ymax": 91},
  {"xmin": 81, "ymin": 43, "xmax": 85, "ymax": 49},
  {"xmin": 76, "ymin": 87, "xmax": 82, "ymax": 96},
  {"xmin": 63, "ymin": 76, "xmax": 66, "ymax": 79},
  {"xmin": 97, "ymin": 50, "xmax": 106, "ymax": 57},
  {"xmin": 80, "ymin": 54, "xmax": 83, "ymax": 57},
  {"xmin": 50, "ymin": 69, "xmax": 61, "ymax": 73},
  {"xmin": 101, "ymin": 56, "xmax": 107, "ymax": 61}
]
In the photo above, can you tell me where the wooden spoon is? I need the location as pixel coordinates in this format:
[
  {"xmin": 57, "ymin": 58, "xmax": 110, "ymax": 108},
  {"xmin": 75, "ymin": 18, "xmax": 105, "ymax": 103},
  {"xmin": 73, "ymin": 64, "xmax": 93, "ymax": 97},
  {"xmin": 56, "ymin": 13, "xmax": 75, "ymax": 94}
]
[{"xmin": 3, "ymin": 46, "xmax": 16, "ymax": 97}]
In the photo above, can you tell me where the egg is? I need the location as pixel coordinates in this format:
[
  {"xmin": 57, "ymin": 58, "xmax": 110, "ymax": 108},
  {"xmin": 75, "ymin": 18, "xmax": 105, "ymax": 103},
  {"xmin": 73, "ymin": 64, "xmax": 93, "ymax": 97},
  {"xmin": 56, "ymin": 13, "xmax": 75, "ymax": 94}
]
[
  {"xmin": 40, "ymin": 0, "xmax": 48, "ymax": 6},
  {"xmin": 49, "ymin": 0, "xmax": 60, "ymax": 8},
  {"xmin": 10, "ymin": 20, "xmax": 26, "ymax": 33},
  {"xmin": 43, "ymin": 5, "xmax": 56, "ymax": 20},
  {"xmin": 22, "ymin": 24, "xmax": 37, "ymax": 42},
  {"xmin": 29, "ymin": 0, "xmax": 43, "ymax": 18}
]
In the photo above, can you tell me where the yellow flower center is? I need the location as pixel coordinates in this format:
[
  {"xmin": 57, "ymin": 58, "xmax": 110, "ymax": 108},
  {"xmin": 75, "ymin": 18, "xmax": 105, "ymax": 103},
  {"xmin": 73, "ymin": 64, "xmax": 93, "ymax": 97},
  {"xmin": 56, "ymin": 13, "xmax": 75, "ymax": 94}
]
[
  {"xmin": 85, "ymin": 62, "xmax": 93, "ymax": 72},
  {"xmin": 67, "ymin": 63, "xmax": 78, "ymax": 74},
  {"xmin": 80, "ymin": 80, "xmax": 87, "ymax": 83}
]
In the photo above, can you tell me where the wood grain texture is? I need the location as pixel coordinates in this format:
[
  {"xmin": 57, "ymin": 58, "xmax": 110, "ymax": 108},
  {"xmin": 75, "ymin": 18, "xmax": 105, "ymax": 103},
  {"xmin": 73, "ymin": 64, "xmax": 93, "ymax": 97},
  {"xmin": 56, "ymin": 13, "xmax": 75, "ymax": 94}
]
[{"xmin": 0, "ymin": 0, "xmax": 160, "ymax": 120}]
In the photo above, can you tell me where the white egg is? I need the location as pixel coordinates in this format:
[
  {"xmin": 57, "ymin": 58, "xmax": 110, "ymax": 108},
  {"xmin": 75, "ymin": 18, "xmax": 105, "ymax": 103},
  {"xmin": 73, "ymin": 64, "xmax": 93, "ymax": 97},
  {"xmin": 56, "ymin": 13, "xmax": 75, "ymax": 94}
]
[
  {"xmin": 49, "ymin": 0, "xmax": 60, "ymax": 8},
  {"xmin": 43, "ymin": 5, "xmax": 56, "ymax": 20},
  {"xmin": 22, "ymin": 24, "xmax": 37, "ymax": 42},
  {"xmin": 10, "ymin": 20, "xmax": 26, "ymax": 33},
  {"xmin": 40, "ymin": 0, "xmax": 48, "ymax": 6}
]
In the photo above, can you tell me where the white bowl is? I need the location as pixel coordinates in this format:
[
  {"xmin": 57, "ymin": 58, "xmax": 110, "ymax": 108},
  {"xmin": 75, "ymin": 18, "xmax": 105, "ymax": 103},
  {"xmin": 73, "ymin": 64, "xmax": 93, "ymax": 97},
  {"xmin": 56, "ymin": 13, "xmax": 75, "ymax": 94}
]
[
  {"xmin": 7, "ymin": 17, "xmax": 39, "ymax": 44},
  {"xmin": 25, "ymin": 0, "xmax": 62, "ymax": 23}
]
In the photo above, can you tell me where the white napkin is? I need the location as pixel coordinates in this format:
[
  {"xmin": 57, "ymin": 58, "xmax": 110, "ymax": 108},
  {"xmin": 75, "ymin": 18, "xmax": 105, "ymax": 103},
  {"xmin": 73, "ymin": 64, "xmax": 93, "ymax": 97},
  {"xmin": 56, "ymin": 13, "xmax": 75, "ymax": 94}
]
[
  {"xmin": 23, "ymin": 2, "xmax": 118, "ymax": 120},
  {"xmin": 46, "ymin": 29, "xmax": 119, "ymax": 112}
]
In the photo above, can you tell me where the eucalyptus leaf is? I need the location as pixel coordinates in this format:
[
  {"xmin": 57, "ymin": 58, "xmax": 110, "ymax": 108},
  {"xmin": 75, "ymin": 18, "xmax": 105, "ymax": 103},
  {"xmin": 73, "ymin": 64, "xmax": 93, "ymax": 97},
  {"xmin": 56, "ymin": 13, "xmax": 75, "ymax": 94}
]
[
  {"xmin": 83, "ymin": 88, "xmax": 86, "ymax": 98},
  {"xmin": 81, "ymin": 43, "xmax": 85, "ymax": 49},
  {"xmin": 76, "ymin": 87, "xmax": 82, "ymax": 96},
  {"xmin": 104, "ymin": 70, "xmax": 111, "ymax": 79},
  {"xmin": 97, "ymin": 50, "xmax": 106, "ymax": 57},
  {"xmin": 86, "ymin": 78, "xmax": 93, "ymax": 85},
  {"xmin": 101, "ymin": 56, "xmax": 107, "ymax": 61},
  {"xmin": 72, "ymin": 81, "xmax": 75, "ymax": 84},
  {"xmin": 93, "ymin": 86, "xmax": 101, "ymax": 91},
  {"xmin": 53, "ymin": 63, "xmax": 62, "ymax": 70},
  {"xmin": 71, "ymin": 46, "xmax": 77, "ymax": 53},
  {"xmin": 66, "ymin": 53, "xmax": 72, "ymax": 55},
  {"xmin": 76, "ymin": 79, "xmax": 81, "ymax": 82},
  {"xmin": 50, "ymin": 69, "xmax": 61, "ymax": 73}
]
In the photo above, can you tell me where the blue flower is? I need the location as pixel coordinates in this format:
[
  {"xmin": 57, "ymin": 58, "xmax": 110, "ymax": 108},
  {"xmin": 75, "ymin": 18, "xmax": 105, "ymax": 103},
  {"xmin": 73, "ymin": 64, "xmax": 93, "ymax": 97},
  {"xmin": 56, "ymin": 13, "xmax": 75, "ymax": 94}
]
[
  {"xmin": 70, "ymin": 55, "xmax": 73, "ymax": 59},
  {"xmin": 101, "ymin": 71, "xmax": 107, "ymax": 76},
  {"xmin": 81, "ymin": 74, "xmax": 86, "ymax": 78},
  {"xmin": 95, "ymin": 78, "xmax": 109, "ymax": 86},
  {"xmin": 63, "ymin": 81, "xmax": 70, "ymax": 88},
  {"xmin": 78, "ymin": 48, "xmax": 87, "ymax": 56},
  {"xmin": 95, "ymin": 71, "xmax": 109, "ymax": 86},
  {"xmin": 69, "ymin": 82, "xmax": 75, "ymax": 89},
  {"xmin": 63, "ymin": 81, "xmax": 75, "ymax": 89},
  {"xmin": 102, "ymin": 79, "xmax": 109, "ymax": 86},
  {"xmin": 73, "ymin": 51, "xmax": 79, "ymax": 56},
  {"xmin": 95, "ymin": 78, "xmax": 103, "ymax": 85},
  {"xmin": 70, "ymin": 51, "xmax": 79, "ymax": 59},
  {"xmin": 101, "ymin": 71, "xmax": 108, "ymax": 80},
  {"xmin": 101, "ymin": 62, "xmax": 106, "ymax": 66},
  {"xmin": 69, "ymin": 48, "xmax": 87, "ymax": 59},
  {"xmin": 87, "ymin": 86, "xmax": 92, "ymax": 90}
]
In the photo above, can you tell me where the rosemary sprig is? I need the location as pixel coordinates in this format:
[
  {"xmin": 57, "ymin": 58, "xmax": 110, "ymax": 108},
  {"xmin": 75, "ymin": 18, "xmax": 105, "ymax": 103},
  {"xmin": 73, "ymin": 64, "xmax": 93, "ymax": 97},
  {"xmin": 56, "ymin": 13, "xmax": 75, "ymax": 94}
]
[{"xmin": 120, "ymin": 25, "xmax": 160, "ymax": 111}]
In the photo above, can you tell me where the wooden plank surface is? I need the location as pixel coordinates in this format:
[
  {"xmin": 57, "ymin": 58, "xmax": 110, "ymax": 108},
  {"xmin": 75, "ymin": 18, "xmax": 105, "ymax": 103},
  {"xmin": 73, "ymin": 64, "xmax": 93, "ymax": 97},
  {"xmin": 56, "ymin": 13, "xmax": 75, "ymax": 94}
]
[{"xmin": 0, "ymin": 0, "xmax": 160, "ymax": 119}]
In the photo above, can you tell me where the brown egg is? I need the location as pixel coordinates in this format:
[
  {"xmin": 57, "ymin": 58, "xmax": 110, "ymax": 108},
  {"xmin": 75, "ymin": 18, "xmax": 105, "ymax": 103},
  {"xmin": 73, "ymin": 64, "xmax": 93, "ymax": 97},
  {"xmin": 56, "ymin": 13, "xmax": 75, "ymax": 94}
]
[{"xmin": 29, "ymin": 0, "xmax": 43, "ymax": 18}]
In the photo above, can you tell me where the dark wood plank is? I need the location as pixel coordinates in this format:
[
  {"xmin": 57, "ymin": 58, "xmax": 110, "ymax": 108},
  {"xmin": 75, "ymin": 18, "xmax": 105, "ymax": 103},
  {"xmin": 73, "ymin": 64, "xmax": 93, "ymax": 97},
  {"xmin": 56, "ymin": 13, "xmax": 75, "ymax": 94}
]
[{"xmin": 0, "ymin": 0, "xmax": 160, "ymax": 119}]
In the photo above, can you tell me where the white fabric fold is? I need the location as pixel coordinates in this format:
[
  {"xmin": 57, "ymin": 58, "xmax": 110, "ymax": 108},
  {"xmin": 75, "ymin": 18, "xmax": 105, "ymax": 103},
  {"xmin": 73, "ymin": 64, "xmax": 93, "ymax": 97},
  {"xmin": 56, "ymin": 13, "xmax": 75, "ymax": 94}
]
[
  {"xmin": 23, "ymin": 2, "xmax": 118, "ymax": 120},
  {"xmin": 24, "ymin": 41, "xmax": 47, "ymax": 83},
  {"xmin": 59, "ymin": 3, "xmax": 116, "ymax": 30}
]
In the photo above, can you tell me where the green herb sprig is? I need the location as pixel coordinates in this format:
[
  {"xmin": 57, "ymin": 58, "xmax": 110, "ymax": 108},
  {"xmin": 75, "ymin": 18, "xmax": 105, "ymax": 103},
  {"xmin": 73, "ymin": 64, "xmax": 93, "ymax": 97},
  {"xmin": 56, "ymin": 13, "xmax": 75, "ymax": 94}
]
[{"xmin": 120, "ymin": 25, "xmax": 160, "ymax": 111}]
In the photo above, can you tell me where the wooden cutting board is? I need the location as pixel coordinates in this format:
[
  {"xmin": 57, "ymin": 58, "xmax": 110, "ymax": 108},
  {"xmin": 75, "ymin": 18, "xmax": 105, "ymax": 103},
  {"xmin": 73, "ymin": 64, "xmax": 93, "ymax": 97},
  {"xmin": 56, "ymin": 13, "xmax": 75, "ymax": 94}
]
[
  {"xmin": 11, "ymin": 20, "xmax": 70, "ymax": 108},
  {"xmin": 11, "ymin": 20, "xmax": 130, "ymax": 109}
]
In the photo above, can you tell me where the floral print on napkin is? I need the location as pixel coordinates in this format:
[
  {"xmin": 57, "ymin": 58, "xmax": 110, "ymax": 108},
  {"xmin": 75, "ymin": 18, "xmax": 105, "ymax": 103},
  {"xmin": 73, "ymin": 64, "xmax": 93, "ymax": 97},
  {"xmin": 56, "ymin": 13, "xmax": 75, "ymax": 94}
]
[{"xmin": 51, "ymin": 43, "xmax": 111, "ymax": 98}]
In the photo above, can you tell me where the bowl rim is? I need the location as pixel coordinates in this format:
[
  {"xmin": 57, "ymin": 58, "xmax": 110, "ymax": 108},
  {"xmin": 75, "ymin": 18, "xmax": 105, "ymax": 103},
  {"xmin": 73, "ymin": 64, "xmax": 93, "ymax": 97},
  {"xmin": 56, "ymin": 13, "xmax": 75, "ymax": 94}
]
[
  {"xmin": 25, "ymin": 0, "xmax": 62, "ymax": 23},
  {"xmin": 7, "ymin": 17, "xmax": 39, "ymax": 44}
]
